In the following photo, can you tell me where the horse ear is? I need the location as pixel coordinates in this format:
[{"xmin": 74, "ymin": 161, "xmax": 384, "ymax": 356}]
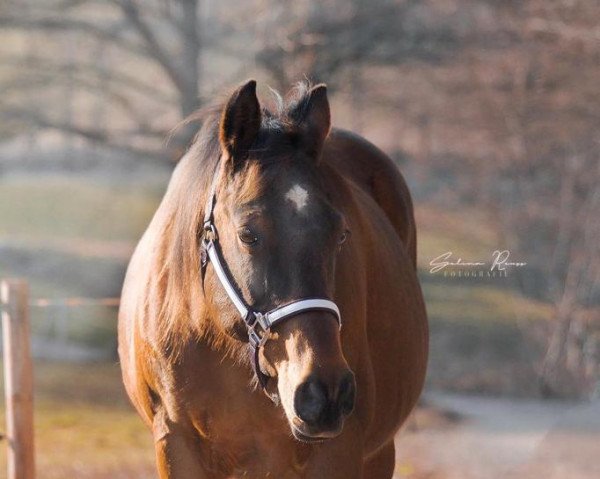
[
  {"xmin": 219, "ymin": 79, "xmax": 261, "ymax": 169},
  {"xmin": 290, "ymin": 84, "xmax": 331, "ymax": 161}
]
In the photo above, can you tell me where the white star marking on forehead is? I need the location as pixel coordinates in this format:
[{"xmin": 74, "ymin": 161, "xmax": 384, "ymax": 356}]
[{"xmin": 285, "ymin": 184, "xmax": 309, "ymax": 212}]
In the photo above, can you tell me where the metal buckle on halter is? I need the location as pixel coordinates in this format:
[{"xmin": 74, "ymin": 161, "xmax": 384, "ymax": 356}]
[
  {"xmin": 203, "ymin": 221, "xmax": 217, "ymax": 242},
  {"xmin": 248, "ymin": 312, "xmax": 270, "ymax": 349},
  {"xmin": 200, "ymin": 222, "xmax": 216, "ymax": 267}
]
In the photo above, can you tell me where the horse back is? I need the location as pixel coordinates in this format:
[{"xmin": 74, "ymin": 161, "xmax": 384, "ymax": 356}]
[{"xmin": 323, "ymin": 129, "xmax": 417, "ymax": 267}]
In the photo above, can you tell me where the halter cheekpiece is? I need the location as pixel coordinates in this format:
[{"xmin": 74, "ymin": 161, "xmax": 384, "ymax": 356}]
[{"xmin": 200, "ymin": 167, "xmax": 342, "ymax": 403}]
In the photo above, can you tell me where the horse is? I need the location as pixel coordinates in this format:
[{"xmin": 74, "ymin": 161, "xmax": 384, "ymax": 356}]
[{"xmin": 118, "ymin": 79, "xmax": 428, "ymax": 478}]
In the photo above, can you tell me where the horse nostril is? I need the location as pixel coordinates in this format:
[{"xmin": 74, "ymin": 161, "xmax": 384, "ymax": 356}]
[
  {"xmin": 337, "ymin": 371, "xmax": 356, "ymax": 416},
  {"xmin": 294, "ymin": 378, "xmax": 328, "ymax": 426},
  {"xmin": 294, "ymin": 372, "xmax": 356, "ymax": 428}
]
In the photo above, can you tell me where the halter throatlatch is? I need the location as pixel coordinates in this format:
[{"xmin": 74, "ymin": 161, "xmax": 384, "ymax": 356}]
[{"xmin": 200, "ymin": 168, "xmax": 342, "ymax": 403}]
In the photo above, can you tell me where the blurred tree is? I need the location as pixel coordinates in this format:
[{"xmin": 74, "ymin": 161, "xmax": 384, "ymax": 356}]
[
  {"xmin": 466, "ymin": 0, "xmax": 600, "ymax": 398},
  {"xmin": 0, "ymin": 0, "xmax": 467, "ymax": 161},
  {"xmin": 0, "ymin": 0, "xmax": 203, "ymax": 161},
  {"xmin": 249, "ymin": 0, "xmax": 461, "ymax": 90}
]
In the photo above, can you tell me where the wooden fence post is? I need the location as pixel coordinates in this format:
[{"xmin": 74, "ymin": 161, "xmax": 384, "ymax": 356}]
[{"xmin": 1, "ymin": 279, "xmax": 35, "ymax": 479}]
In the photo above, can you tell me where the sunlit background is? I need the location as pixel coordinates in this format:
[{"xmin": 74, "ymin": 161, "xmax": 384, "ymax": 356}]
[{"xmin": 1, "ymin": 1, "xmax": 599, "ymax": 477}]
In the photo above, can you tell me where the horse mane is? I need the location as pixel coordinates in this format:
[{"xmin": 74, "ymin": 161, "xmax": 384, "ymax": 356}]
[{"xmin": 152, "ymin": 81, "xmax": 319, "ymax": 359}]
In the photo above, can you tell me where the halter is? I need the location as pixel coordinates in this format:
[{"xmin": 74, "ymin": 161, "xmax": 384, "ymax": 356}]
[{"xmin": 200, "ymin": 167, "xmax": 342, "ymax": 403}]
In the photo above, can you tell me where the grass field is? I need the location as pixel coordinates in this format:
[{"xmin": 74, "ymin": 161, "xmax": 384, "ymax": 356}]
[
  {"xmin": 0, "ymin": 362, "xmax": 155, "ymax": 479},
  {"xmin": 0, "ymin": 174, "xmax": 163, "ymax": 243}
]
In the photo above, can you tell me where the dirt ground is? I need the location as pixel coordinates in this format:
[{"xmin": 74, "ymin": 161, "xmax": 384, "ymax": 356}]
[{"xmin": 394, "ymin": 392, "xmax": 600, "ymax": 479}]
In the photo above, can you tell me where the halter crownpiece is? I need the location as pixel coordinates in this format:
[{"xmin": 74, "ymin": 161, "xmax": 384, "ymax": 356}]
[{"xmin": 200, "ymin": 167, "xmax": 342, "ymax": 403}]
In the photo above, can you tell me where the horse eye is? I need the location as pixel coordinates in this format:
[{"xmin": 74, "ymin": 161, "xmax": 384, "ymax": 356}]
[
  {"xmin": 338, "ymin": 229, "xmax": 351, "ymax": 245},
  {"xmin": 238, "ymin": 227, "xmax": 258, "ymax": 245}
]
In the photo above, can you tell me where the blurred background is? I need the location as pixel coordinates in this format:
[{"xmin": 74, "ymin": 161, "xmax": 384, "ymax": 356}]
[{"xmin": 0, "ymin": 0, "xmax": 599, "ymax": 477}]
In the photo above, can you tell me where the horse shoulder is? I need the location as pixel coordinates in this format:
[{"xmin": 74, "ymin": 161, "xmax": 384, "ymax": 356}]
[{"xmin": 118, "ymin": 221, "xmax": 172, "ymax": 427}]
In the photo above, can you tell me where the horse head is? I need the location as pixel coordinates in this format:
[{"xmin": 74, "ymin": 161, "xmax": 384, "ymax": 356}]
[{"xmin": 202, "ymin": 80, "xmax": 356, "ymax": 441}]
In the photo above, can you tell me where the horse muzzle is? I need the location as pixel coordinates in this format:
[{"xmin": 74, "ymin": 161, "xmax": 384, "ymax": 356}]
[{"xmin": 291, "ymin": 370, "xmax": 356, "ymax": 441}]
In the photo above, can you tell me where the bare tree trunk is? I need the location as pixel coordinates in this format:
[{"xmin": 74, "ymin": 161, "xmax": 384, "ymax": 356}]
[
  {"xmin": 179, "ymin": 0, "xmax": 201, "ymax": 117},
  {"xmin": 540, "ymin": 296, "xmax": 575, "ymax": 397},
  {"xmin": 62, "ymin": 30, "xmax": 76, "ymax": 164},
  {"xmin": 169, "ymin": 0, "xmax": 202, "ymax": 158}
]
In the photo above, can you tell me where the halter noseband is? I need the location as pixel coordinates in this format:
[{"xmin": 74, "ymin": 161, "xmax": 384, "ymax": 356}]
[{"xmin": 200, "ymin": 168, "xmax": 342, "ymax": 403}]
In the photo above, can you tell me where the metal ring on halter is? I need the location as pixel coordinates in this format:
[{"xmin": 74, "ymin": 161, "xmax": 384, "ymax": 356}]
[{"xmin": 203, "ymin": 222, "xmax": 217, "ymax": 241}]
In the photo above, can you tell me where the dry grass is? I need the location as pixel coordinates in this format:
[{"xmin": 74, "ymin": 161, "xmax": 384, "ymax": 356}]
[
  {"xmin": 0, "ymin": 175, "xmax": 162, "ymax": 243},
  {"xmin": 0, "ymin": 362, "xmax": 155, "ymax": 479}
]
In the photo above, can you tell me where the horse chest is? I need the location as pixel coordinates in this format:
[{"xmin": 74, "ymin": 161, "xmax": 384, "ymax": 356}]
[
  {"xmin": 175, "ymin": 352, "xmax": 309, "ymax": 476},
  {"xmin": 190, "ymin": 394, "xmax": 308, "ymax": 476}
]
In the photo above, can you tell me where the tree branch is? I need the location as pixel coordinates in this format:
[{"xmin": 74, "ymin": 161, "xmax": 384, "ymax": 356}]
[
  {"xmin": 0, "ymin": 14, "xmax": 148, "ymax": 57},
  {"xmin": 526, "ymin": 17, "xmax": 600, "ymax": 44},
  {"xmin": 110, "ymin": 0, "xmax": 189, "ymax": 96},
  {"xmin": 1, "ymin": 54, "xmax": 176, "ymax": 105},
  {"xmin": 1, "ymin": 106, "xmax": 168, "ymax": 161}
]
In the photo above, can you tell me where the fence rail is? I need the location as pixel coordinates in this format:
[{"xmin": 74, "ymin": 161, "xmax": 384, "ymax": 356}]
[{"xmin": 29, "ymin": 297, "xmax": 120, "ymax": 307}]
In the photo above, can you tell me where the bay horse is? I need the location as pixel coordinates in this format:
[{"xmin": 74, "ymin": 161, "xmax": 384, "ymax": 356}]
[{"xmin": 118, "ymin": 80, "xmax": 428, "ymax": 478}]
